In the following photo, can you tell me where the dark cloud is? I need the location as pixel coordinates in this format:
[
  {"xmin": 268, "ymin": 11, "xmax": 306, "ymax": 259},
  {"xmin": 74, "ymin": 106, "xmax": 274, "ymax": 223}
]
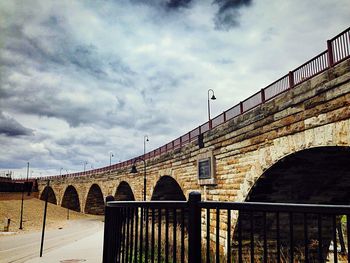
[
  {"xmin": 129, "ymin": 0, "xmax": 193, "ymax": 10},
  {"xmin": 213, "ymin": 0, "xmax": 253, "ymax": 30},
  {"xmin": 166, "ymin": 0, "xmax": 193, "ymax": 9},
  {"xmin": 127, "ymin": 0, "xmax": 252, "ymax": 30},
  {"xmin": 0, "ymin": 112, "xmax": 33, "ymax": 136}
]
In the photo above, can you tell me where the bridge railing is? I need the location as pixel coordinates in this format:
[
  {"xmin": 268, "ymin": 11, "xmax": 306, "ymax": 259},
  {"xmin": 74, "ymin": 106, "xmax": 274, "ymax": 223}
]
[
  {"xmin": 103, "ymin": 192, "xmax": 350, "ymax": 263},
  {"xmin": 38, "ymin": 27, "xmax": 350, "ymax": 181}
]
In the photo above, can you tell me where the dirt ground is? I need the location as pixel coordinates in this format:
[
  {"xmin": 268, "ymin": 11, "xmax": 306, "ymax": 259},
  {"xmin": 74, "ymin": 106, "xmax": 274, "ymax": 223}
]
[{"xmin": 0, "ymin": 192, "xmax": 102, "ymax": 234}]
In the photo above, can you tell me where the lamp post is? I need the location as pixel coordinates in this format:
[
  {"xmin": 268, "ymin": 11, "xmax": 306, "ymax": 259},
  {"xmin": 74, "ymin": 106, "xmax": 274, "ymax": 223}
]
[
  {"xmin": 19, "ymin": 162, "xmax": 29, "ymax": 230},
  {"xmin": 59, "ymin": 168, "xmax": 63, "ymax": 176},
  {"xmin": 207, "ymin": 89, "xmax": 216, "ymax": 123},
  {"xmin": 109, "ymin": 152, "xmax": 114, "ymax": 174},
  {"xmin": 109, "ymin": 152, "xmax": 114, "ymax": 166},
  {"xmin": 83, "ymin": 161, "xmax": 88, "ymax": 172},
  {"xmin": 144, "ymin": 135, "xmax": 149, "ymax": 156},
  {"xmin": 130, "ymin": 157, "xmax": 147, "ymax": 201}
]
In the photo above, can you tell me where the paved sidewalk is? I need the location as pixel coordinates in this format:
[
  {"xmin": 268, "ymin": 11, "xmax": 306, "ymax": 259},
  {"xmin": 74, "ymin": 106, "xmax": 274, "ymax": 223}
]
[
  {"xmin": 26, "ymin": 228, "xmax": 104, "ymax": 263},
  {"xmin": 0, "ymin": 219, "xmax": 104, "ymax": 263}
]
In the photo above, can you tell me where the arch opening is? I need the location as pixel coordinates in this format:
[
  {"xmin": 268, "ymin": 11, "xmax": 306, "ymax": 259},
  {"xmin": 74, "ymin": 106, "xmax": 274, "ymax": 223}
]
[
  {"xmin": 151, "ymin": 176, "xmax": 186, "ymax": 227},
  {"xmin": 61, "ymin": 185, "xmax": 81, "ymax": 212},
  {"xmin": 40, "ymin": 186, "xmax": 57, "ymax": 205},
  {"xmin": 151, "ymin": 176, "xmax": 186, "ymax": 201},
  {"xmin": 232, "ymin": 146, "xmax": 350, "ymax": 261},
  {"xmin": 115, "ymin": 181, "xmax": 135, "ymax": 201},
  {"xmin": 85, "ymin": 184, "xmax": 104, "ymax": 215}
]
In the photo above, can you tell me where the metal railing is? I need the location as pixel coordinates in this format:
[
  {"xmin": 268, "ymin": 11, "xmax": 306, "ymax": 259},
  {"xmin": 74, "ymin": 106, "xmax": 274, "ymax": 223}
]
[
  {"xmin": 38, "ymin": 27, "xmax": 350, "ymax": 181},
  {"xmin": 103, "ymin": 192, "xmax": 350, "ymax": 262}
]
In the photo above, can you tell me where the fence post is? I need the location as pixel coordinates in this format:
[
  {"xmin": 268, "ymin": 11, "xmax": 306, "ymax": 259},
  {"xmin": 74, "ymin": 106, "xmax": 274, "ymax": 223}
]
[
  {"xmin": 288, "ymin": 71, "xmax": 294, "ymax": 89},
  {"xmin": 239, "ymin": 102, "xmax": 243, "ymax": 114},
  {"xmin": 327, "ymin": 40, "xmax": 334, "ymax": 67},
  {"xmin": 261, "ymin": 89, "xmax": 266, "ymax": 103},
  {"xmin": 188, "ymin": 191, "xmax": 202, "ymax": 263},
  {"xmin": 102, "ymin": 196, "xmax": 117, "ymax": 263}
]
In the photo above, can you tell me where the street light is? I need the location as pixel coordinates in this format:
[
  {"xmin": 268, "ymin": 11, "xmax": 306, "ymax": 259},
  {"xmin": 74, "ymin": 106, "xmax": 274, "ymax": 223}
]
[
  {"xmin": 83, "ymin": 161, "xmax": 88, "ymax": 172},
  {"xmin": 19, "ymin": 162, "xmax": 29, "ymax": 230},
  {"xmin": 59, "ymin": 168, "xmax": 63, "ymax": 176},
  {"xmin": 207, "ymin": 89, "xmax": 216, "ymax": 122},
  {"xmin": 110, "ymin": 152, "xmax": 114, "ymax": 166},
  {"xmin": 130, "ymin": 157, "xmax": 147, "ymax": 201},
  {"xmin": 144, "ymin": 135, "xmax": 149, "ymax": 155}
]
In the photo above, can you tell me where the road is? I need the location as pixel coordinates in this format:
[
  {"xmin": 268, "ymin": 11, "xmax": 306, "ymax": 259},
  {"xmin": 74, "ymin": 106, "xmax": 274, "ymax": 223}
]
[{"xmin": 0, "ymin": 218, "xmax": 104, "ymax": 263}]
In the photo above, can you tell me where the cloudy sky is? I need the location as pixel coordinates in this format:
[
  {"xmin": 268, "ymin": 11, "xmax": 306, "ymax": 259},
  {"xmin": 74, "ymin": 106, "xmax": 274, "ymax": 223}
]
[{"xmin": 0, "ymin": 0, "xmax": 349, "ymax": 178}]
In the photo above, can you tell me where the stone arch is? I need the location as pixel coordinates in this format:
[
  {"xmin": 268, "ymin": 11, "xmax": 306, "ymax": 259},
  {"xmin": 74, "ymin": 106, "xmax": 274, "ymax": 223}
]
[
  {"xmin": 115, "ymin": 181, "xmax": 135, "ymax": 201},
  {"xmin": 245, "ymin": 146, "xmax": 350, "ymax": 204},
  {"xmin": 61, "ymin": 185, "xmax": 81, "ymax": 212},
  {"xmin": 151, "ymin": 175, "xmax": 186, "ymax": 201},
  {"xmin": 40, "ymin": 186, "xmax": 57, "ymax": 205},
  {"xmin": 85, "ymin": 183, "xmax": 104, "ymax": 215},
  {"xmin": 232, "ymin": 146, "xmax": 350, "ymax": 261},
  {"xmin": 236, "ymin": 120, "xmax": 350, "ymax": 203}
]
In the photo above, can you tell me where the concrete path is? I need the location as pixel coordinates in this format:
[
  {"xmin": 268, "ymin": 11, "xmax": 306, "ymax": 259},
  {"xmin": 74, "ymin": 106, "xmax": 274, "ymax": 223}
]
[{"xmin": 0, "ymin": 219, "xmax": 104, "ymax": 263}]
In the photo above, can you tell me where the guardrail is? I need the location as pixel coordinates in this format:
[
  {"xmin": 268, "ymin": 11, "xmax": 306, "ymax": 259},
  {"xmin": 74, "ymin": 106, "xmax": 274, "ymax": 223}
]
[
  {"xmin": 103, "ymin": 192, "xmax": 350, "ymax": 262},
  {"xmin": 38, "ymin": 26, "xmax": 350, "ymax": 181}
]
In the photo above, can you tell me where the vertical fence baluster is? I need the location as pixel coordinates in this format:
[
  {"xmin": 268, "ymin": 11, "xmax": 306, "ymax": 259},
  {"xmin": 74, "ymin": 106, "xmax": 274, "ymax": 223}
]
[
  {"xmin": 130, "ymin": 207, "xmax": 135, "ymax": 262},
  {"xmin": 263, "ymin": 211, "xmax": 267, "ymax": 263},
  {"xmin": 207, "ymin": 208, "xmax": 210, "ymax": 263},
  {"xmin": 165, "ymin": 208, "xmax": 169, "ymax": 263},
  {"xmin": 181, "ymin": 207, "xmax": 185, "ymax": 263},
  {"xmin": 121, "ymin": 208, "xmax": 126, "ymax": 263},
  {"xmin": 318, "ymin": 214, "xmax": 323, "ymax": 262},
  {"xmin": 238, "ymin": 211, "xmax": 242, "ymax": 263},
  {"xmin": 134, "ymin": 207, "xmax": 139, "ymax": 263},
  {"xmin": 342, "ymin": 34, "xmax": 346, "ymax": 58},
  {"xmin": 345, "ymin": 32, "xmax": 350, "ymax": 57},
  {"xmin": 250, "ymin": 211, "xmax": 254, "ymax": 263},
  {"xmin": 333, "ymin": 215, "xmax": 338, "ymax": 263},
  {"xmin": 227, "ymin": 209, "xmax": 231, "ymax": 263},
  {"xmin": 289, "ymin": 212, "xmax": 294, "ymax": 263},
  {"xmin": 216, "ymin": 208, "xmax": 220, "ymax": 263},
  {"xmin": 347, "ymin": 214, "xmax": 350, "ymax": 263},
  {"xmin": 125, "ymin": 208, "xmax": 130, "ymax": 263},
  {"xmin": 151, "ymin": 208, "xmax": 155, "ymax": 263},
  {"xmin": 145, "ymin": 207, "xmax": 149, "ymax": 263},
  {"xmin": 158, "ymin": 208, "xmax": 162, "ymax": 263},
  {"xmin": 116, "ymin": 207, "xmax": 122, "ymax": 262},
  {"xmin": 140, "ymin": 207, "xmax": 144, "ymax": 263},
  {"xmin": 304, "ymin": 213, "xmax": 309, "ymax": 263},
  {"xmin": 118, "ymin": 208, "xmax": 122, "ymax": 263},
  {"xmin": 276, "ymin": 212, "xmax": 280, "ymax": 263},
  {"xmin": 173, "ymin": 208, "xmax": 177, "ymax": 263}
]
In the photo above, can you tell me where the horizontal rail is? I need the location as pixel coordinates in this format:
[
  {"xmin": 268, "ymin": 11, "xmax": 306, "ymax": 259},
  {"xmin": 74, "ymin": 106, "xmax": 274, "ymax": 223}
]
[
  {"xmin": 200, "ymin": 201, "xmax": 350, "ymax": 214},
  {"xmin": 107, "ymin": 201, "xmax": 188, "ymax": 208},
  {"xmin": 39, "ymin": 26, "xmax": 350, "ymax": 181}
]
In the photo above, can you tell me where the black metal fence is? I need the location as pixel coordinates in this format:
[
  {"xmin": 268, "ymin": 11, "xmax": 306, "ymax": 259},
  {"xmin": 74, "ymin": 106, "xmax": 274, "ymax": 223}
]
[{"xmin": 103, "ymin": 192, "xmax": 350, "ymax": 263}]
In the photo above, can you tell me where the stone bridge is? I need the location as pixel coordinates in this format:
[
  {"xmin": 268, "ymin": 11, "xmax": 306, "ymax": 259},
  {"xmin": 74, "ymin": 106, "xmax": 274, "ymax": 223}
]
[
  {"xmin": 36, "ymin": 29, "xmax": 350, "ymax": 257},
  {"xmin": 38, "ymin": 54, "xmax": 350, "ymax": 214}
]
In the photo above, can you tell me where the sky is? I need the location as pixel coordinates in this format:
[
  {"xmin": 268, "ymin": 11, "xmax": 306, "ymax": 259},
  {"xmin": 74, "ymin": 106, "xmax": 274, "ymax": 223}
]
[{"xmin": 0, "ymin": 0, "xmax": 349, "ymax": 178}]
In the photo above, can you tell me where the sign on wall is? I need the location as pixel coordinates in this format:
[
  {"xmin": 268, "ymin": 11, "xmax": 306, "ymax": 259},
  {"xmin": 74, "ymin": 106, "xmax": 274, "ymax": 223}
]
[
  {"xmin": 197, "ymin": 150, "xmax": 216, "ymax": 185},
  {"xmin": 198, "ymin": 158, "xmax": 211, "ymax": 179}
]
